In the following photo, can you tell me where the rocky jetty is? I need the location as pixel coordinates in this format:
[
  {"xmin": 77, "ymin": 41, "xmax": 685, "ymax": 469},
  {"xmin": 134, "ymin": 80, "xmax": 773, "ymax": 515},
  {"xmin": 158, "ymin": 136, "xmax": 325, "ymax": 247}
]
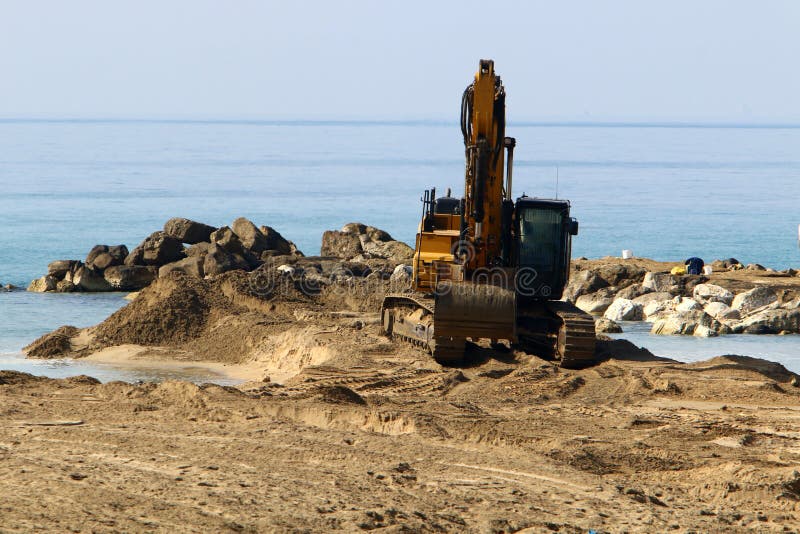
[
  {"xmin": 568, "ymin": 257, "xmax": 800, "ymax": 337},
  {"xmin": 27, "ymin": 219, "xmax": 413, "ymax": 295}
]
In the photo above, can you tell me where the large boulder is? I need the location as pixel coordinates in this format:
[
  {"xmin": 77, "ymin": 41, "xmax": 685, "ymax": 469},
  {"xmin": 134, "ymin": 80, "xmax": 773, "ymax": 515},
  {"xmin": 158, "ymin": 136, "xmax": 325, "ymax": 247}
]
[
  {"xmin": 259, "ymin": 226, "xmax": 298, "ymax": 256},
  {"xmin": 595, "ymin": 317, "xmax": 622, "ymax": 334},
  {"xmin": 27, "ymin": 275, "xmax": 57, "ymax": 292},
  {"xmin": 575, "ymin": 292, "xmax": 614, "ymax": 315},
  {"xmin": 642, "ymin": 272, "xmax": 681, "ymax": 294},
  {"xmin": 603, "ymin": 298, "xmax": 643, "ymax": 322},
  {"xmin": 47, "ymin": 260, "xmax": 77, "ymax": 281},
  {"xmin": 86, "ymin": 244, "xmax": 129, "ymax": 271},
  {"xmin": 159, "ymin": 256, "xmax": 205, "ymax": 278},
  {"xmin": 731, "ymin": 287, "xmax": 778, "ymax": 316},
  {"xmin": 704, "ymin": 301, "xmax": 740, "ymax": 321},
  {"xmin": 321, "ymin": 223, "xmax": 412, "ymax": 264},
  {"xmin": 163, "ymin": 218, "xmax": 216, "ymax": 244},
  {"xmin": 651, "ymin": 310, "xmax": 730, "ymax": 337},
  {"xmin": 104, "ymin": 265, "xmax": 157, "ymax": 290},
  {"xmin": 615, "ymin": 283, "xmax": 651, "ymax": 301},
  {"xmin": 125, "ymin": 232, "xmax": 185, "ymax": 267},
  {"xmin": 563, "ymin": 270, "xmax": 609, "ymax": 302},
  {"xmin": 632, "ymin": 291, "xmax": 673, "ymax": 306},
  {"xmin": 210, "ymin": 226, "xmax": 246, "ymax": 255},
  {"xmin": 232, "ymin": 218, "xmax": 270, "ymax": 254},
  {"xmin": 203, "ymin": 244, "xmax": 250, "ymax": 277},
  {"xmin": 642, "ymin": 299, "xmax": 673, "ymax": 322},
  {"xmin": 71, "ymin": 265, "xmax": 113, "ymax": 291},
  {"xmin": 732, "ymin": 308, "xmax": 800, "ymax": 335},
  {"xmin": 693, "ymin": 283, "xmax": 734, "ymax": 306},
  {"xmin": 593, "ymin": 264, "xmax": 647, "ymax": 289},
  {"xmin": 675, "ymin": 297, "xmax": 703, "ymax": 313}
]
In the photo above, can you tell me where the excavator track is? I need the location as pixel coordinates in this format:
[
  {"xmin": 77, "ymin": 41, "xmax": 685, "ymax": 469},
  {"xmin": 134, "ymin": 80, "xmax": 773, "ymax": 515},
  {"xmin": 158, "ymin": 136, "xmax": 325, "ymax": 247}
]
[
  {"xmin": 381, "ymin": 294, "xmax": 466, "ymax": 364},
  {"xmin": 383, "ymin": 292, "xmax": 598, "ymax": 368}
]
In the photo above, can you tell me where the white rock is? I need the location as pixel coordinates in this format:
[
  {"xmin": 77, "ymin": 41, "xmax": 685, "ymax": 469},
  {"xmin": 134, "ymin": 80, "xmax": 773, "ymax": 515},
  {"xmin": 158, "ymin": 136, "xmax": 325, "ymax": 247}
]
[
  {"xmin": 632, "ymin": 291, "xmax": 673, "ymax": 306},
  {"xmin": 576, "ymin": 293, "xmax": 614, "ymax": 315},
  {"xmin": 603, "ymin": 298, "xmax": 643, "ymax": 322},
  {"xmin": 651, "ymin": 310, "xmax": 729, "ymax": 337},
  {"xmin": 676, "ymin": 298, "xmax": 703, "ymax": 313},
  {"xmin": 277, "ymin": 264, "xmax": 295, "ymax": 275},
  {"xmin": 642, "ymin": 272, "xmax": 680, "ymax": 293},
  {"xmin": 642, "ymin": 300, "xmax": 672, "ymax": 322},
  {"xmin": 390, "ymin": 264, "xmax": 413, "ymax": 284},
  {"xmin": 693, "ymin": 283, "xmax": 734, "ymax": 305},
  {"xmin": 731, "ymin": 287, "xmax": 778, "ymax": 316},
  {"xmin": 704, "ymin": 301, "xmax": 732, "ymax": 319}
]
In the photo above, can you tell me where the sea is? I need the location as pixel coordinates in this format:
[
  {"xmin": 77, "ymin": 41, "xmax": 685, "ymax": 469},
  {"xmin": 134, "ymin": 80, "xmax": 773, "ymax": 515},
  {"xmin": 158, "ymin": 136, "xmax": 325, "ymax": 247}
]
[{"xmin": 1, "ymin": 118, "xmax": 800, "ymax": 381}]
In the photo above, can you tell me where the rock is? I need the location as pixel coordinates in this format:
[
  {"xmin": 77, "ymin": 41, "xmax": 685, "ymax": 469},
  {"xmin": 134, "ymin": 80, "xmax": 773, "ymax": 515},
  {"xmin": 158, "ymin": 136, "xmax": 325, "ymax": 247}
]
[
  {"xmin": 595, "ymin": 317, "xmax": 622, "ymax": 333},
  {"xmin": 159, "ymin": 256, "xmax": 205, "ymax": 278},
  {"xmin": 321, "ymin": 223, "xmax": 413, "ymax": 264},
  {"xmin": 56, "ymin": 280, "xmax": 76, "ymax": 293},
  {"xmin": 126, "ymin": 232, "xmax": 185, "ymax": 267},
  {"xmin": 258, "ymin": 225, "xmax": 294, "ymax": 256},
  {"xmin": 72, "ymin": 265, "xmax": 113, "ymax": 292},
  {"xmin": 746, "ymin": 263, "xmax": 767, "ymax": 271},
  {"xmin": 86, "ymin": 245, "xmax": 128, "ymax": 271},
  {"xmin": 390, "ymin": 264, "xmax": 413, "ymax": 284},
  {"xmin": 210, "ymin": 226, "xmax": 245, "ymax": 255},
  {"xmin": 277, "ymin": 264, "xmax": 295, "ymax": 276},
  {"xmin": 28, "ymin": 275, "xmax": 57, "ymax": 292},
  {"xmin": 704, "ymin": 301, "xmax": 736, "ymax": 320},
  {"xmin": 675, "ymin": 297, "xmax": 703, "ymax": 313},
  {"xmin": 693, "ymin": 283, "xmax": 734, "ymax": 305},
  {"xmin": 711, "ymin": 258, "xmax": 741, "ymax": 272},
  {"xmin": 632, "ymin": 291, "xmax": 673, "ymax": 306},
  {"xmin": 576, "ymin": 293, "xmax": 614, "ymax": 315},
  {"xmin": 642, "ymin": 300, "xmax": 673, "ymax": 322},
  {"xmin": 642, "ymin": 272, "xmax": 681, "ymax": 294},
  {"xmin": 47, "ymin": 260, "xmax": 77, "ymax": 280},
  {"xmin": 603, "ymin": 298, "xmax": 643, "ymax": 322},
  {"xmin": 185, "ymin": 242, "xmax": 211, "ymax": 257},
  {"xmin": 104, "ymin": 265, "xmax": 157, "ymax": 290},
  {"xmin": 732, "ymin": 308, "xmax": 800, "ymax": 335},
  {"xmin": 163, "ymin": 218, "xmax": 216, "ymax": 244},
  {"xmin": 615, "ymin": 283, "xmax": 651, "ymax": 301},
  {"xmin": 593, "ymin": 264, "xmax": 647, "ymax": 289},
  {"xmin": 651, "ymin": 310, "xmax": 729, "ymax": 337},
  {"xmin": 2, "ymin": 283, "xmax": 18, "ymax": 291},
  {"xmin": 203, "ymin": 244, "xmax": 250, "ymax": 277},
  {"xmin": 563, "ymin": 271, "xmax": 609, "ymax": 302},
  {"xmin": 732, "ymin": 287, "xmax": 778, "ymax": 316},
  {"xmin": 232, "ymin": 218, "xmax": 270, "ymax": 254}
]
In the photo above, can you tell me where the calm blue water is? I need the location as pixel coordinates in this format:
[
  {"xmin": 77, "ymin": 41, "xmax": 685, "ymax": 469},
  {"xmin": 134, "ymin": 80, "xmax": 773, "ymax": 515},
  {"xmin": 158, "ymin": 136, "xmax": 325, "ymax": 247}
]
[{"xmin": 1, "ymin": 119, "xmax": 799, "ymax": 379}]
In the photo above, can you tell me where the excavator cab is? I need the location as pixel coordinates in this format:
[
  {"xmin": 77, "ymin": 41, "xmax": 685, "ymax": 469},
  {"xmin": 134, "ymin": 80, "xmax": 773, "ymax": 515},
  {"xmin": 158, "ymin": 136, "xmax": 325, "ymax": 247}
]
[{"xmin": 514, "ymin": 197, "xmax": 579, "ymax": 300}]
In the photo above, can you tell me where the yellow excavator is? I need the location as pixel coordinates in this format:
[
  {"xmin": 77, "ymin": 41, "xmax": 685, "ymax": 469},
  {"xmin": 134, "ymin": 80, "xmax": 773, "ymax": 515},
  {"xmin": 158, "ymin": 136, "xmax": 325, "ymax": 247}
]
[{"xmin": 381, "ymin": 59, "xmax": 597, "ymax": 368}]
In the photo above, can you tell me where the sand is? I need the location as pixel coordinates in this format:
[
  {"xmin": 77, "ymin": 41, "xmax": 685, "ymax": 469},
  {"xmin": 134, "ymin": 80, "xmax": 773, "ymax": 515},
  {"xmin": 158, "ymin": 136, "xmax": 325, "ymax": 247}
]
[{"xmin": 5, "ymin": 268, "xmax": 800, "ymax": 531}]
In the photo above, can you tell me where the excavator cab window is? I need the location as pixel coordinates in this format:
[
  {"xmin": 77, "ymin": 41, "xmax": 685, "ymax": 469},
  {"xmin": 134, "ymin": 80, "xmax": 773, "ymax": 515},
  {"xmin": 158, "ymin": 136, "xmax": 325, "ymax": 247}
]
[{"xmin": 515, "ymin": 200, "xmax": 571, "ymax": 298}]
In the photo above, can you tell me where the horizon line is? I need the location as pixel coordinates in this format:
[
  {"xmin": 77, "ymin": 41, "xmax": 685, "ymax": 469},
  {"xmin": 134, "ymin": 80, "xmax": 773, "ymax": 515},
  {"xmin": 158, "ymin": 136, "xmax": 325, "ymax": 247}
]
[{"xmin": 1, "ymin": 116, "xmax": 800, "ymax": 129}]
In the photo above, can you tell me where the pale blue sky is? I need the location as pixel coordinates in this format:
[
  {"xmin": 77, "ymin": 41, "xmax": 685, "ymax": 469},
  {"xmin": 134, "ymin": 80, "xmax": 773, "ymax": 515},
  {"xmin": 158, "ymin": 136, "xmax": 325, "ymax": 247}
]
[{"xmin": 1, "ymin": 0, "xmax": 798, "ymax": 121}]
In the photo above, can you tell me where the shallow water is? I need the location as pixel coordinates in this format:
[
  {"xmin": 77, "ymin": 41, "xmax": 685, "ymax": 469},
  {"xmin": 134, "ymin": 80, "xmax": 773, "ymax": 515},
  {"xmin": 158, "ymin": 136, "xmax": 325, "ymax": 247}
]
[{"xmin": 2, "ymin": 119, "xmax": 800, "ymax": 381}]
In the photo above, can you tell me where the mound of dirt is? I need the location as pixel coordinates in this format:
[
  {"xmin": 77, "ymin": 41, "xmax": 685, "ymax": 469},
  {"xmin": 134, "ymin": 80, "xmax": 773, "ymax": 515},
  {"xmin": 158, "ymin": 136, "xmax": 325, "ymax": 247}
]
[{"xmin": 23, "ymin": 325, "xmax": 79, "ymax": 358}]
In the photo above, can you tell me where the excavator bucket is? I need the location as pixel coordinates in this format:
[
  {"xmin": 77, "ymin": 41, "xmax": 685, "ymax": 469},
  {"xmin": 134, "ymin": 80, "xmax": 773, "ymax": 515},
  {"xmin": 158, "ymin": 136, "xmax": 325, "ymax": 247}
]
[{"xmin": 434, "ymin": 282, "xmax": 516, "ymax": 341}]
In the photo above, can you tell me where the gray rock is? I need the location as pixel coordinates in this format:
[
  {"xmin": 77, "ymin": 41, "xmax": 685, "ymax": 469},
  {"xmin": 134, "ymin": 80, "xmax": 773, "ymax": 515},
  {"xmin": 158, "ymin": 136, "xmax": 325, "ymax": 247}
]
[
  {"xmin": 693, "ymin": 283, "xmax": 734, "ymax": 305},
  {"xmin": 651, "ymin": 310, "xmax": 730, "ymax": 337},
  {"xmin": 675, "ymin": 297, "xmax": 703, "ymax": 313},
  {"xmin": 632, "ymin": 291, "xmax": 674, "ymax": 306},
  {"xmin": 232, "ymin": 218, "xmax": 270, "ymax": 254},
  {"xmin": 563, "ymin": 271, "xmax": 609, "ymax": 302},
  {"xmin": 731, "ymin": 286, "xmax": 778, "ymax": 316},
  {"xmin": 732, "ymin": 308, "xmax": 800, "ymax": 335},
  {"xmin": 258, "ymin": 225, "xmax": 294, "ymax": 255},
  {"xmin": 745, "ymin": 263, "xmax": 767, "ymax": 271},
  {"xmin": 104, "ymin": 265, "xmax": 157, "ymax": 290},
  {"xmin": 210, "ymin": 226, "xmax": 246, "ymax": 255},
  {"xmin": 593, "ymin": 264, "xmax": 647, "ymax": 289},
  {"xmin": 321, "ymin": 223, "xmax": 412, "ymax": 264},
  {"xmin": 86, "ymin": 245, "xmax": 128, "ymax": 271},
  {"xmin": 603, "ymin": 298, "xmax": 643, "ymax": 321},
  {"xmin": 56, "ymin": 280, "xmax": 76, "ymax": 293},
  {"xmin": 185, "ymin": 242, "xmax": 211, "ymax": 258},
  {"xmin": 642, "ymin": 272, "xmax": 681, "ymax": 294},
  {"xmin": 48, "ymin": 260, "xmax": 77, "ymax": 280},
  {"xmin": 615, "ymin": 283, "xmax": 652, "ymax": 301},
  {"xmin": 704, "ymin": 301, "xmax": 735, "ymax": 320},
  {"xmin": 203, "ymin": 244, "xmax": 250, "ymax": 277},
  {"xmin": 125, "ymin": 232, "xmax": 185, "ymax": 267},
  {"xmin": 595, "ymin": 317, "xmax": 622, "ymax": 334},
  {"xmin": 159, "ymin": 256, "xmax": 205, "ymax": 278},
  {"xmin": 575, "ymin": 293, "xmax": 614, "ymax": 315},
  {"xmin": 28, "ymin": 275, "xmax": 57, "ymax": 292},
  {"xmin": 72, "ymin": 265, "xmax": 113, "ymax": 292},
  {"xmin": 163, "ymin": 218, "xmax": 216, "ymax": 244}
]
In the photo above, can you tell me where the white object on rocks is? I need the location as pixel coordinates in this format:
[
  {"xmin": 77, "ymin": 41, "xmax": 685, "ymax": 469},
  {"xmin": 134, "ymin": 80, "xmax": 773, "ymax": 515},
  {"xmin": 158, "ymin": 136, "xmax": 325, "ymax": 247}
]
[
  {"xmin": 622, "ymin": 249, "xmax": 633, "ymax": 259},
  {"xmin": 603, "ymin": 298, "xmax": 643, "ymax": 322},
  {"xmin": 731, "ymin": 286, "xmax": 778, "ymax": 316},
  {"xmin": 693, "ymin": 283, "xmax": 734, "ymax": 306},
  {"xmin": 277, "ymin": 264, "xmax": 295, "ymax": 275},
  {"xmin": 703, "ymin": 265, "xmax": 713, "ymax": 275}
]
